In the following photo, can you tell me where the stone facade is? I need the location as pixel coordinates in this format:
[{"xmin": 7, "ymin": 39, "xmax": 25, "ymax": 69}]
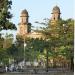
[
  {"xmin": 17, "ymin": 6, "xmax": 61, "ymax": 39},
  {"xmin": 18, "ymin": 9, "xmax": 31, "ymax": 36},
  {"xmin": 51, "ymin": 6, "xmax": 61, "ymax": 25},
  {"xmin": 17, "ymin": 9, "xmax": 43, "ymax": 39}
]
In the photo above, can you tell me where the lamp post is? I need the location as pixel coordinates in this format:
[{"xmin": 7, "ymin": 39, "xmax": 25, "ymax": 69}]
[
  {"xmin": 45, "ymin": 39, "xmax": 49, "ymax": 72},
  {"xmin": 46, "ymin": 48, "xmax": 48, "ymax": 72},
  {"xmin": 24, "ymin": 37, "xmax": 26, "ymax": 68}
]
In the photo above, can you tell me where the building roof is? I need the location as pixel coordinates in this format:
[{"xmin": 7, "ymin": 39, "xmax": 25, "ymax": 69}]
[
  {"xmin": 52, "ymin": 6, "xmax": 61, "ymax": 14},
  {"xmin": 21, "ymin": 9, "xmax": 29, "ymax": 17}
]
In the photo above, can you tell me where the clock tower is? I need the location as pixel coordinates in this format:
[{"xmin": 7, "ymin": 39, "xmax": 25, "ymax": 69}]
[
  {"xmin": 50, "ymin": 6, "xmax": 61, "ymax": 25},
  {"xmin": 18, "ymin": 9, "xmax": 31, "ymax": 35}
]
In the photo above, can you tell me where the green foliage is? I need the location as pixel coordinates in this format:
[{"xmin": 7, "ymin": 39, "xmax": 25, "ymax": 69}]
[
  {"xmin": 0, "ymin": 0, "xmax": 16, "ymax": 30},
  {"xmin": 35, "ymin": 18, "xmax": 74, "ymax": 69},
  {"xmin": 0, "ymin": 35, "xmax": 4, "ymax": 48},
  {"xmin": 25, "ymin": 38, "xmax": 45, "ymax": 61},
  {"xmin": 0, "ymin": 0, "xmax": 16, "ymax": 64},
  {"xmin": 0, "ymin": 33, "xmax": 14, "ymax": 65},
  {"xmin": 16, "ymin": 18, "xmax": 74, "ymax": 67}
]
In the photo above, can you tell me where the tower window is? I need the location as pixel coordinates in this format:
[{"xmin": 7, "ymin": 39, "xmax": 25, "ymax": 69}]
[{"xmin": 54, "ymin": 17, "xmax": 55, "ymax": 20}]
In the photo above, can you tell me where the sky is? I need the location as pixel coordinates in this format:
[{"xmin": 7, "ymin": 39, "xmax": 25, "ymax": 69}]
[
  {"xmin": 1, "ymin": 0, "xmax": 74, "ymax": 40},
  {"xmin": 11, "ymin": 0, "xmax": 74, "ymax": 28}
]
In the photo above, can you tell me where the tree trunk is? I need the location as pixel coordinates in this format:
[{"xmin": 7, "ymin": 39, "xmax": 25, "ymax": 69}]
[
  {"xmin": 70, "ymin": 57, "xmax": 74, "ymax": 71},
  {"xmin": 53, "ymin": 58, "xmax": 56, "ymax": 68}
]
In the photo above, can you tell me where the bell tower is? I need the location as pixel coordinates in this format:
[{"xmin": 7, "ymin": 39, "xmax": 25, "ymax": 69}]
[
  {"xmin": 51, "ymin": 6, "xmax": 61, "ymax": 21},
  {"xmin": 51, "ymin": 6, "xmax": 61, "ymax": 24},
  {"xmin": 50, "ymin": 6, "xmax": 61, "ymax": 37},
  {"xmin": 20, "ymin": 9, "xmax": 29, "ymax": 24},
  {"xmin": 18, "ymin": 9, "xmax": 31, "ymax": 35}
]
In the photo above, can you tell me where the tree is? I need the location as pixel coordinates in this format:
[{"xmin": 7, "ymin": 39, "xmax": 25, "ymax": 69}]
[
  {"xmin": 25, "ymin": 38, "xmax": 45, "ymax": 61},
  {"xmin": 0, "ymin": 33, "xmax": 14, "ymax": 65},
  {"xmin": 35, "ymin": 18, "xmax": 74, "ymax": 70},
  {"xmin": 16, "ymin": 36, "xmax": 47, "ymax": 66},
  {"xmin": 61, "ymin": 19, "xmax": 74, "ymax": 71},
  {"xmin": 3, "ymin": 33, "xmax": 13, "ymax": 48},
  {"xmin": 0, "ymin": 34, "xmax": 4, "ymax": 49},
  {"xmin": 0, "ymin": 0, "xmax": 16, "ymax": 30},
  {"xmin": 0, "ymin": 0, "xmax": 16, "ymax": 65}
]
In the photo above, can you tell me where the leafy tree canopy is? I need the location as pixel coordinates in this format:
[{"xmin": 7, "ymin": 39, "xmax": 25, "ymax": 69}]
[{"xmin": 0, "ymin": 0, "xmax": 16, "ymax": 30}]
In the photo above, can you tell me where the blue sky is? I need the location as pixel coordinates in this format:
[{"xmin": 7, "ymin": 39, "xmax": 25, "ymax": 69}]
[
  {"xmin": 11, "ymin": 0, "xmax": 74, "ymax": 28},
  {"xmin": 1, "ymin": 0, "xmax": 74, "ymax": 40}
]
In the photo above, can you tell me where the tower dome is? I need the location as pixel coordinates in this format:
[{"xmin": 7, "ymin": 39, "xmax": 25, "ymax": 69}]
[
  {"xmin": 51, "ymin": 6, "xmax": 61, "ymax": 21},
  {"xmin": 21, "ymin": 9, "xmax": 29, "ymax": 17},
  {"xmin": 52, "ymin": 6, "xmax": 61, "ymax": 14}
]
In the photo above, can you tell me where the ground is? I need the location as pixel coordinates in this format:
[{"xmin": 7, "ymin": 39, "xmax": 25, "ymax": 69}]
[{"xmin": 0, "ymin": 71, "xmax": 73, "ymax": 75}]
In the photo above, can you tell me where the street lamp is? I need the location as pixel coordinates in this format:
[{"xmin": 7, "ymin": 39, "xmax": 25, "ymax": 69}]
[
  {"xmin": 46, "ymin": 47, "xmax": 48, "ymax": 72},
  {"xmin": 24, "ymin": 38, "xmax": 26, "ymax": 68},
  {"xmin": 45, "ymin": 39, "xmax": 49, "ymax": 72}
]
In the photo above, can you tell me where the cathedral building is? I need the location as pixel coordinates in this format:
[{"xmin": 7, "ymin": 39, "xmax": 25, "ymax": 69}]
[
  {"xmin": 17, "ymin": 9, "xmax": 43, "ymax": 39},
  {"xmin": 17, "ymin": 6, "xmax": 61, "ymax": 39}
]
